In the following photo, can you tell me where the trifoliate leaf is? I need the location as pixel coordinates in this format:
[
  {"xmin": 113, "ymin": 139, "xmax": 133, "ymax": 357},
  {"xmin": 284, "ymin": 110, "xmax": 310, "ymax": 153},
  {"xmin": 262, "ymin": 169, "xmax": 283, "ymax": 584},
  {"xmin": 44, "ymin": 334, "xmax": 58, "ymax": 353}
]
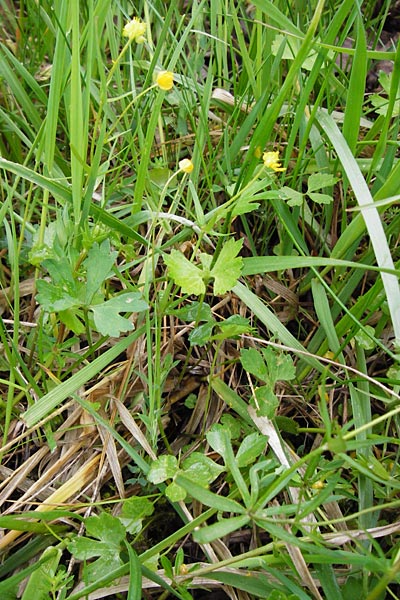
[
  {"xmin": 164, "ymin": 250, "xmax": 205, "ymax": 295},
  {"xmin": 90, "ymin": 292, "xmax": 148, "ymax": 337},
  {"xmin": 164, "ymin": 238, "xmax": 243, "ymax": 296},
  {"xmin": 211, "ymin": 238, "xmax": 243, "ymax": 295}
]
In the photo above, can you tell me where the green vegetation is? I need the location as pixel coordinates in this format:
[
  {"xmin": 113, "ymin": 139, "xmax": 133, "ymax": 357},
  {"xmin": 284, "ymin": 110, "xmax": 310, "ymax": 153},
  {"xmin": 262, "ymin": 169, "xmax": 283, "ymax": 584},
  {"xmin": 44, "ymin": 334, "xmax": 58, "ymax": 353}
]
[{"xmin": 1, "ymin": 0, "xmax": 400, "ymax": 598}]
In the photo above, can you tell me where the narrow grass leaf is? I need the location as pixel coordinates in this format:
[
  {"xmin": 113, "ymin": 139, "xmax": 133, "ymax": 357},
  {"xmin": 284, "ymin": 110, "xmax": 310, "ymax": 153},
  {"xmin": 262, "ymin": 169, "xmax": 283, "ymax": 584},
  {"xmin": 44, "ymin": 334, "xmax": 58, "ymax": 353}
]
[
  {"xmin": 317, "ymin": 110, "xmax": 400, "ymax": 347},
  {"xmin": 22, "ymin": 327, "xmax": 145, "ymax": 426},
  {"xmin": 193, "ymin": 515, "xmax": 251, "ymax": 544},
  {"xmin": 233, "ymin": 282, "xmax": 323, "ymax": 372}
]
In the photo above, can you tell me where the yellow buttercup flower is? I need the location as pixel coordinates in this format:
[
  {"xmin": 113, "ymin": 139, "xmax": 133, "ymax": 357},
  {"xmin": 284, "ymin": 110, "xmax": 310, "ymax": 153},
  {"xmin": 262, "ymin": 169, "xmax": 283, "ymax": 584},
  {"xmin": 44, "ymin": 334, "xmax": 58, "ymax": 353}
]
[
  {"xmin": 179, "ymin": 158, "xmax": 194, "ymax": 173},
  {"xmin": 123, "ymin": 17, "xmax": 146, "ymax": 43},
  {"xmin": 156, "ymin": 71, "xmax": 174, "ymax": 91},
  {"xmin": 262, "ymin": 151, "xmax": 285, "ymax": 172}
]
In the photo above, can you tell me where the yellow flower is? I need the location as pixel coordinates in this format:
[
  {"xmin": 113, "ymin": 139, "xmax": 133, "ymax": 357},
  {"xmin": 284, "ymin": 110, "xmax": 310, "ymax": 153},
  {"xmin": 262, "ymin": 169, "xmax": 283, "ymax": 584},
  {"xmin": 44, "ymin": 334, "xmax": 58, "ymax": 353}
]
[
  {"xmin": 123, "ymin": 17, "xmax": 146, "ymax": 43},
  {"xmin": 156, "ymin": 71, "xmax": 174, "ymax": 91},
  {"xmin": 262, "ymin": 151, "xmax": 285, "ymax": 172},
  {"xmin": 179, "ymin": 158, "xmax": 194, "ymax": 173}
]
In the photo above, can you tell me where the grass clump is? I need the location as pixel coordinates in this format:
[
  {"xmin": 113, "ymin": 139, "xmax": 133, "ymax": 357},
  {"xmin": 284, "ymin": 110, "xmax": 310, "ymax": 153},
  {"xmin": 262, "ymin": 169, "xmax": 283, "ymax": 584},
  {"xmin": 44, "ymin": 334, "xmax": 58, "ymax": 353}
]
[{"xmin": 1, "ymin": 1, "xmax": 400, "ymax": 598}]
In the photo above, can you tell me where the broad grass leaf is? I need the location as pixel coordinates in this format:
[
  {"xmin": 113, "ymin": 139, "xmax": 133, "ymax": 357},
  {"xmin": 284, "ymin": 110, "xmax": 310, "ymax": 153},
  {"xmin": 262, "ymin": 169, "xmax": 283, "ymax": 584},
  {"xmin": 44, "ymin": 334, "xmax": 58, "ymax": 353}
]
[
  {"xmin": 193, "ymin": 515, "xmax": 250, "ymax": 544},
  {"xmin": 175, "ymin": 473, "xmax": 245, "ymax": 513},
  {"xmin": 21, "ymin": 547, "xmax": 62, "ymax": 600}
]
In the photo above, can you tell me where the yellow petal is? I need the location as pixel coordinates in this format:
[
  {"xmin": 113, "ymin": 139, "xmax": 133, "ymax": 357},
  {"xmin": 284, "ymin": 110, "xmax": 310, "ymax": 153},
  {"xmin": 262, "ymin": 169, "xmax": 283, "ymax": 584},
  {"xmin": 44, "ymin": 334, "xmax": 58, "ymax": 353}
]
[
  {"xmin": 179, "ymin": 158, "xmax": 194, "ymax": 173},
  {"xmin": 262, "ymin": 150, "xmax": 285, "ymax": 172},
  {"xmin": 156, "ymin": 71, "xmax": 174, "ymax": 91},
  {"xmin": 123, "ymin": 17, "xmax": 146, "ymax": 43}
]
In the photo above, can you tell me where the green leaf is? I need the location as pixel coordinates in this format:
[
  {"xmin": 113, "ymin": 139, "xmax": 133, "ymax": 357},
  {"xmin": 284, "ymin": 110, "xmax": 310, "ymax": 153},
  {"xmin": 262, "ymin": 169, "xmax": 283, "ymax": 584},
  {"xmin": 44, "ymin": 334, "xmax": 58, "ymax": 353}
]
[
  {"xmin": 354, "ymin": 325, "xmax": 376, "ymax": 351},
  {"xmin": 90, "ymin": 292, "xmax": 148, "ymax": 337},
  {"xmin": 213, "ymin": 315, "xmax": 252, "ymax": 340},
  {"xmin": 254, "ymin": 386, "xmax": 279, "ymax": 418},
  {"xmin": 147, "ymin": 455, "xmax": 179, "ymax": 484},
  {"xmin": 308, "ymin": 192, "xmax": 333, "ymax": 205},
  {"xmin": 240, "ymin": 348, "xmax": 268, "ymax": 381},
  {"xmin": 120, "ymin": 497, "xmax": 154, "ymax": 535},
  {"xmin": 307, "ymin": 173, "xmax": 338, "ymax": 192},
  {"xmin": 280, "ymin": 185, "xmax": 304, "ymax": 207},
  {"xmin": 164, "ymin": 250, "xmax": 205, "ymax": 295},
  {"xmin": 165, "ymin": 238, "xmax": 243, "ymax": 296},
  {"xmin": 193, "ymin": 515, "xmax": 250, "ymax": 544},
  {"xmin": 182, "ymin": 452, "xmax": 225, "ymax": 485},
  {"xmin": 188, "ymin": 320, "xmax": 215, "ymax": 346},
  {"xmin": 68, "ymin": 513, "xmax": 125, "ymax": 586},
  {"xmin": 211, "ymin": 238, "xmax": 243, "ymax": 295},
  {"xmin": 165, "ymin": 481, "xmax": 187, "ymax": 502},
  {"xmin": 206, "ymin": 424, "xmax": 232, "ymax": 460},
  {"xmin": 85, "ymin": 512, "xmax": 125, "ymax": 545},
  {"xmin": 36, "ymin": 280, "xmax": 80, "ymax": 313},
  {"xmin": 21, "ymin": 547, "xmax": 62, "ymax": 600},
  {"xmin": 260, "ymin": 347, "xmax": 296, "ymax": 382},
  {"xmin": 169, "ymin": 301, "xmax": 213, "ymax": 322},
  {"xmin": 84, "ymin": 239, "xmax": 118, "ymax": 304},
  {"xmin": 272, "ymin": 33, "xmax": 318, "ymax": 71},
  {"xmin": 236, "ymin": 433, "xmax": 268, "ymax": 468},
  {"xmin": 175, "ymin": 473, "xmax": 246, "ymax": 513},
  {"xmin": 125, "ymin": 544, "xmax": 142, "ymax": 600},
  {"xmin": 58, "ymin": 308, "xmax": 86, "ymax": 335}
]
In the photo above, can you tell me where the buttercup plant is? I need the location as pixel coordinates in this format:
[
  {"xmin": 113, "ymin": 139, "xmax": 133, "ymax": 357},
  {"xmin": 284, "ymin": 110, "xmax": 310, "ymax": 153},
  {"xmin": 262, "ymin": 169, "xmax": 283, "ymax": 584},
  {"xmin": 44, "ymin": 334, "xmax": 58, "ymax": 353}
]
[{"xmin": 2, "ymin": 1, "xmax": 400, "ymax": 599}]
